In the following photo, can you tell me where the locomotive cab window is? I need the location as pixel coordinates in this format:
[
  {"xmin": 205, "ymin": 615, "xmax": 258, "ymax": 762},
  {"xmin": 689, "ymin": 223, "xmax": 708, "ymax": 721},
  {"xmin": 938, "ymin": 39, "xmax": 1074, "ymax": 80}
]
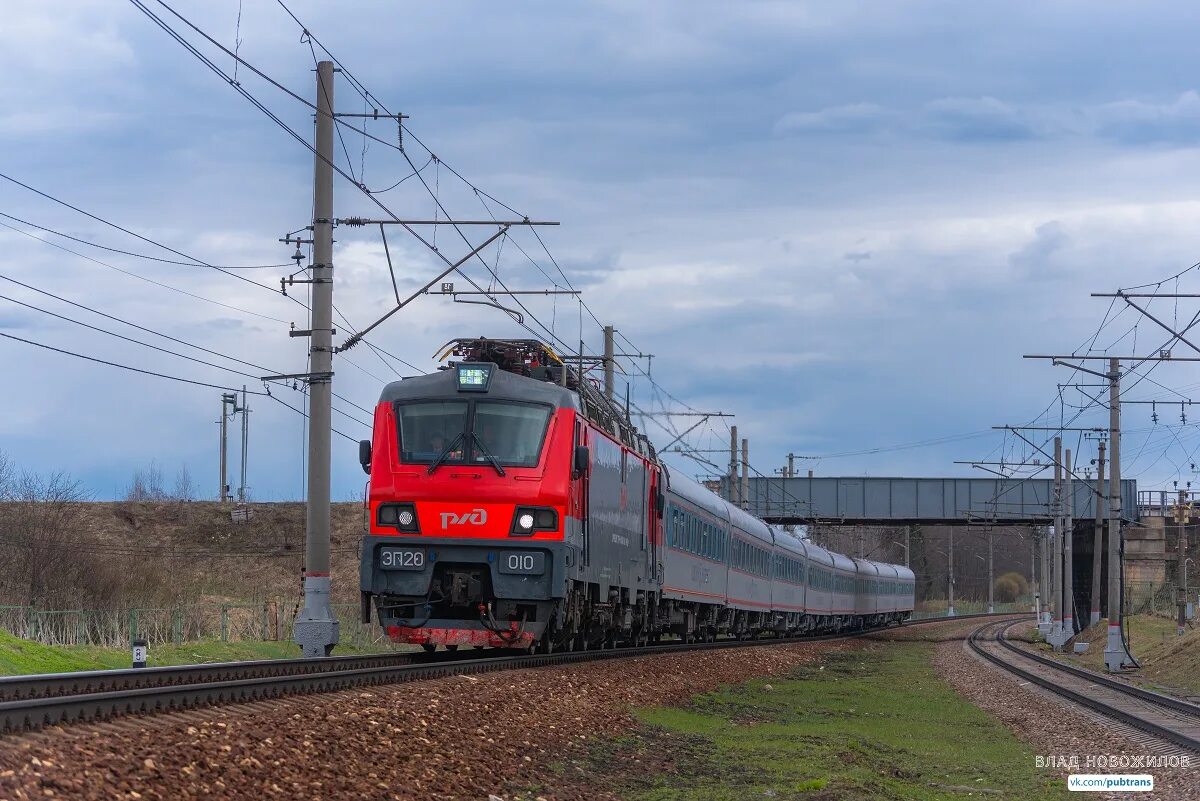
[
  {"xmin": 397, "ymin": 401, "xmax": 469, "ymax": 463},
  {"xmin": 473, "ymin": 401, "xmax": 551, "ymax": 468},
  {"xmin": 396, "ymin": 399, "xmax": 551, "ymax": 468}
]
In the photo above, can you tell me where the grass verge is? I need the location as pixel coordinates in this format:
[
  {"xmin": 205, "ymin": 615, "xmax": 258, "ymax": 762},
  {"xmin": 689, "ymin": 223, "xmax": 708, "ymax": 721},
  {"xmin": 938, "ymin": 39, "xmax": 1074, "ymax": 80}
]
[
  {"xmin": 548, "ymin": 642, "xmax": 1066, "ymax": 800},
  {"xmin": 1030, "ymin": 614, "xmax": 1200, "ymax": 697},
  {"xmin": 0, "ymin": 630, "xmax": 390, "ymax": 675}
]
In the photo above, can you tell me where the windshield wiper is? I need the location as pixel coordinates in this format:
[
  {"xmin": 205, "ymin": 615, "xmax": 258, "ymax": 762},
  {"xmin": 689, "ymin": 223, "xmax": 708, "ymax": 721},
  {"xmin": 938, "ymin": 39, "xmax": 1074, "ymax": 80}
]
[
  {"xmin": 426, "ymin": 431, "xmax": 466, "ymax": 475},
  {"xmin": 470, "ymin": 432, "xmax": 506, "ymax": 476}
]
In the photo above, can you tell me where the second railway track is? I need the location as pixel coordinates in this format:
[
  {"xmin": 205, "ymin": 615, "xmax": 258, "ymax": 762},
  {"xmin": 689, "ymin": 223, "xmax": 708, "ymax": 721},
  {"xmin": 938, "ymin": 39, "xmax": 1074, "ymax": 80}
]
[{"xmin": 968, "ymin": 618, "xmax": 1200, "ymax": 754}]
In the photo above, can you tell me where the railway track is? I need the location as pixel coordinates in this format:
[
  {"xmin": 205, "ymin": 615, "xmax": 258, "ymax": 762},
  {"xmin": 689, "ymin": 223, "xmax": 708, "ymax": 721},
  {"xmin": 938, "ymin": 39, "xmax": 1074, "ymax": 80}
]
[
  {"xmin": 968, "ymin": 618, "xmax": 1200, "ymax": 754},
  {"xmin": 0, "ymin": 612, "xmax": 995, "ymax": 734}
]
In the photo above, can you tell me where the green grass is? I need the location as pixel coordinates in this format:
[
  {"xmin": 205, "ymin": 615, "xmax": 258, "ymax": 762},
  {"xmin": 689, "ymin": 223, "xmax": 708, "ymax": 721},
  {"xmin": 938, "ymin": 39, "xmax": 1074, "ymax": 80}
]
[
  {"xmin": 1037, "ymin": 614, "xmax": 1200, "ymax": 696},
  {"xmin": 575, "ymin": 644, "xmax": 1066, "ymax": 801},
  {"xmin": 0, "ymin": 630, "xmax": 389, "ymax": 675}
]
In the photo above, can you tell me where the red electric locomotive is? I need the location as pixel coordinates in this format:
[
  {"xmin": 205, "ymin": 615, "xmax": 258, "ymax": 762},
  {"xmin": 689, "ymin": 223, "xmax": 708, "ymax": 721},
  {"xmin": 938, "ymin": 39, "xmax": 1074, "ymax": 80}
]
[{"xmin": 358, "ymin": 338, "xmax": 663, "ymax": 651}]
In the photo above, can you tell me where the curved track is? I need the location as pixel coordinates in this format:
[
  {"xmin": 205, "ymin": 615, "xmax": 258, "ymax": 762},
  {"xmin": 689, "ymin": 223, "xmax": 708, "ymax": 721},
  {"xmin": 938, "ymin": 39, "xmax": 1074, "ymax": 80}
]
[
  {"xmin": 968, "ymin": 618, "xmax": 1200, "ymax": 754},
  {"xmin": 0, "ymin": 612, "xmax": 995, "ymax": 734}
]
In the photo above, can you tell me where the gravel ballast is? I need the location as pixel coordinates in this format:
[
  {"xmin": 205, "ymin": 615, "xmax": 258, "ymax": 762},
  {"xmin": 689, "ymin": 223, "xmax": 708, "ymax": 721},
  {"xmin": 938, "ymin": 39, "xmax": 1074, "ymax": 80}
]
[{"xmin": 0, "ymin": 641, "xmax": 852, "ymax": 801}]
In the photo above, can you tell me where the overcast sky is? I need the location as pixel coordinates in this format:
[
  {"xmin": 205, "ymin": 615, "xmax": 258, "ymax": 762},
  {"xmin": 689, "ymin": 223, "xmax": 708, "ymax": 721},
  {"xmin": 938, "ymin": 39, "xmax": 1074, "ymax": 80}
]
[{"xmin": 6, "ymin": 1, "xmax": 1200, "ymax": 500}]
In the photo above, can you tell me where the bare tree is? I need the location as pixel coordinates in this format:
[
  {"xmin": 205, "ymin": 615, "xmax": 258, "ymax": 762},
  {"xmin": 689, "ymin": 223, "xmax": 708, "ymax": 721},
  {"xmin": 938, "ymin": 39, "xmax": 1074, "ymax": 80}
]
[
  {"xmin": 125, "ymin": 460, "xmax": 167, "ymax": 502},
  {"xmin": 173, "ymin": 463, "xmax": 196, "ymax": 502},
  {"xmin": 0, "ymin": 449, "xmax": 12, "ymax": 501},
  {"xmin": 0, "ymin": 470, "xmax": 89, "ymax": 608}
]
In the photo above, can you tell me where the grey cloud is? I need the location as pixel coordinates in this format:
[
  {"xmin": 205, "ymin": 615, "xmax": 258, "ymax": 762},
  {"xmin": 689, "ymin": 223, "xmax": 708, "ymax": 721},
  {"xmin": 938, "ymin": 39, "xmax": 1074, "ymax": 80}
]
[
  {"xmin": 1091, "ymin": 90, "xmax": 1200, "ymax": 145},
  {"xmin": 773, "ymin": 103, "xmax": 890, "ymax": 135},
  {"xmin": 1007, "ymin": 221, "xmax": 1069, "ymax": 280},
  {"xmin": 774, "ymin": 96, "xmax": 1037, "ymax": 142},
  {"xmin": 198, "ymin": 318, "xmax": 248, "ymax": 331},
  {"xmin": 0, "ymin": 310, "xmax": 37, "ymax": 330},
  {"xmin": 775, "ymin": 91, "xmax": 1200, "ymax": 148},
  {"xmin": 920, "ymin": 96, "xmax": 1037, "ymax": 142}
]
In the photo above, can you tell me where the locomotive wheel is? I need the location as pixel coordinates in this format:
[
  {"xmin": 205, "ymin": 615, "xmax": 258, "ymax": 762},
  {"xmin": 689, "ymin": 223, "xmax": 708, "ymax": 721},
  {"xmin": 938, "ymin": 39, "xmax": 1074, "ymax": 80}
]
[
  {"xmin": 421, "ymin": 643, "xmax": 436, "ymax": 653},
  {"xmin": 445, "ymin": 644, "xmax": 458, "ymax": 652}
]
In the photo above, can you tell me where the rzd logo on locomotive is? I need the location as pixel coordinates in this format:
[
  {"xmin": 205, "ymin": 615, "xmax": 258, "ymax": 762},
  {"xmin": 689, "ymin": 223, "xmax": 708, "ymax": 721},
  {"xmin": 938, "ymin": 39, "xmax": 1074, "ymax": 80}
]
[{"xmin": 439, "ymin": 508, "xmax": 488, "ymax": 529}]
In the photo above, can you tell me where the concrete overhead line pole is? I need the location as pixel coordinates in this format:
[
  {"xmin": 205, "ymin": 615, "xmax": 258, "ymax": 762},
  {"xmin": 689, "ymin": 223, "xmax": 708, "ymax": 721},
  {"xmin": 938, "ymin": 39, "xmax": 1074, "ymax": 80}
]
[
  {"xmin": 947, "ymin": 527, "xmax": 955, "ymax": 617},
  {"xmin": 1104, "ymin": 358, "xmax": 1130, "ymax": 672},
  {"xmin": 987, "ymin": 529, "xmax": 995, "ymax": 613},
  {"xmin": 1062, "ymin": 448, "xmax": 1074, "ymax": 642},
  {"xmin": 728, "ymin": 425, "xmax": 738, "ymax": 504},
  {"xmin": 1026, "ymin": 342, "xmax": 1200, "ymax": 661},
  {"xmin": 1176, "ymin": 488, "xmax": 1189, "ymax": 637},
  {"xmin": 218, "ymin": 394, "xmax": 228, "ymax": 502},
  {"xmin": 1091, "ymin": 440, "xmax": 1106, "ymax": 625},
  {"xmin": 1036, "ymin": 524, "xmax": 1050, "ymax": 634},
  {"xmin": 603, "ymin": 325, "xmax": 615, "ymax": 401},
  {"xmin": 238, "ymin": 385, "xmax": 250, "ymax": 503},
  {"xmin": 218, "ymin": 392, "xmax": 238, "ymax": 503},
  {"xmin": 740, "ymin": 438, "xmax": 749, "ymax": 510},
  {"xmin": 1031, "ymin": 532, "xmax": 1040, "ymax": 619},
  {"xmin": 1051, "ymin": 436, "xmax": 1063, "ymax": 647},
  {"xmin": 294, "ymin": 60, "xmax": 340, "ymax": 658}
]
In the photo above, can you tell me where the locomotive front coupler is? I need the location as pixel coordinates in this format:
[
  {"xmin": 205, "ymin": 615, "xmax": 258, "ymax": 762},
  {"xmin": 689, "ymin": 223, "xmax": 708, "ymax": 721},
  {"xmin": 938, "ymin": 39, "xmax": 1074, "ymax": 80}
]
[{"xmin": 377, "ymin": 590, "xmax": 444, "ymax": 629}]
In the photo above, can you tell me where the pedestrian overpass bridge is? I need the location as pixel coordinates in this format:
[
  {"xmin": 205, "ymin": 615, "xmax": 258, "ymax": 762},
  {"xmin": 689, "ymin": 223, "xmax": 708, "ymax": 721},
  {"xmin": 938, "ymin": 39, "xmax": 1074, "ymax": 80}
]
[{"xmin": 727, "ymin": 476, "xmax": 1138, "ymax": 526}]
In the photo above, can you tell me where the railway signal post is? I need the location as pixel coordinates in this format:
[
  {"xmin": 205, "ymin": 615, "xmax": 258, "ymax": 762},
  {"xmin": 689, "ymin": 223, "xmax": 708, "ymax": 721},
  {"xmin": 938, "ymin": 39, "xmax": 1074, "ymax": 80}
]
[{"xmin": 293, "ymin": 60, "xmax": 340, "ymax": 658}]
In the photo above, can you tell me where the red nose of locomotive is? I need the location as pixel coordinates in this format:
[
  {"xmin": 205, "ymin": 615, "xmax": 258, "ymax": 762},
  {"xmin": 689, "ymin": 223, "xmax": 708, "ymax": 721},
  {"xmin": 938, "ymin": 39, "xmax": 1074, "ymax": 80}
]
[{"xmin": 359, "ymin": 356, "xmax": 577, "ymax": 650}]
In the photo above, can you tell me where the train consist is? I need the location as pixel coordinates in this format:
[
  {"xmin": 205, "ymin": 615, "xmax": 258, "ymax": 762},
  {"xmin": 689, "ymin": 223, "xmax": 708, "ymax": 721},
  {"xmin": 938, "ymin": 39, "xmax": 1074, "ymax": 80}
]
[{"xmin": 358, "ymin": 338, "xmax": 915, "ymax": 651}]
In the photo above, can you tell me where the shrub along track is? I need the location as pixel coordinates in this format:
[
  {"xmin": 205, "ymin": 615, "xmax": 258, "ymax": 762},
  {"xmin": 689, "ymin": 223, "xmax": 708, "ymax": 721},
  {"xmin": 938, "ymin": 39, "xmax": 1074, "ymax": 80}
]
[{"xmin": 0, "ymin": 614, "xmax": 999, "ymax": 734}]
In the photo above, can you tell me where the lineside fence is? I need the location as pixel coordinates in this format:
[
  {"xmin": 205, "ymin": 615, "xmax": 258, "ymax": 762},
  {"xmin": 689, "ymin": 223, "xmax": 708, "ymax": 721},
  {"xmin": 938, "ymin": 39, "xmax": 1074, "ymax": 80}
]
[
  {"xmin": 911, "ymin": 599, "xmax": 1028, "ymax": 619},
  {"xmin": 2, "ymin": 598, "xmax": 1054, "ymax": 650},
  {"xmin": 0, "ymin": 601, "xmax": 386, "ymax": 650},
  {"xmin": 1124, "ymin": 580, "xmax": 1199, "ymax": 618}
]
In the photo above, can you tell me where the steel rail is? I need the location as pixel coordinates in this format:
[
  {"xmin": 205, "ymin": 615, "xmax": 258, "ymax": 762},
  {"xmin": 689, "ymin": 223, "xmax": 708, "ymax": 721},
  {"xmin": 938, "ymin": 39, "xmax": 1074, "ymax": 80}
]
[
  {"xmin": 995, "ymin": 624, "xmax": 1200, "ymax": 718},
  {"xmin": 967, "ymin": 619, "xmax": 1200, "ymax": 753},
  {"xmin": 0, "ymin": 613, "xmax": 997, "ymax": 734}
]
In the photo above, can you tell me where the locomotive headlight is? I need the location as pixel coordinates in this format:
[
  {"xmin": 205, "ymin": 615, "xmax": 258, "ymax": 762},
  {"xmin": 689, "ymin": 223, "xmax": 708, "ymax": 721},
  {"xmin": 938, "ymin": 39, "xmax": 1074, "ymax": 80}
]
[
  {"xmin": 510, "ymin": 506, "xmax": 557, "ymax": 536},
  {"xmin": 377, "ymin": 503, "xmax": 419, "ymax": 532}
]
